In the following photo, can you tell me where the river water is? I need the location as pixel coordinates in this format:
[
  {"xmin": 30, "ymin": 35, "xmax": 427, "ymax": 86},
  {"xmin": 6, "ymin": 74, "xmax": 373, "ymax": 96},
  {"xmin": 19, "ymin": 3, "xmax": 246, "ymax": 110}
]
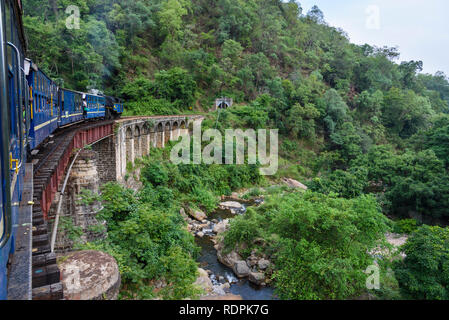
[{"xmin": 195, "ymin": 204, "xmax": 276, "ymax": 300}]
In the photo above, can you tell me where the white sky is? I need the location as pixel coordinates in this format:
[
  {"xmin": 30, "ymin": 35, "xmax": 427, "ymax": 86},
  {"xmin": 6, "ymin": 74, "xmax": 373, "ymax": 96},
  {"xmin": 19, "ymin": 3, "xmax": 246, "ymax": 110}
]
[{"xmin": 298, "ymin": 0, "xmax": 449, "ymax": 76}]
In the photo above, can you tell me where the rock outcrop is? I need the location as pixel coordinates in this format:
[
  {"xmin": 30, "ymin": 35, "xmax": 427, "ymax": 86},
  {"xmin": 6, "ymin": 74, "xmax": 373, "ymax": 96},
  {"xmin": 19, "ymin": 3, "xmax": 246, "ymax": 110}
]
[
  {"xmin": 249, "ymin": 272, "xmax": 265, "ymax": 286},
  {"xmin": 216, "ymin": 242, "xmax": 243, "ymax": 269},
  {"xmin": 219, "ymin": 201, "xmax": 245, "ymax": 215},
  {"xmin": 233, "ymin": 261, "xmax": 250, "ymax": 278},
  {"xmin": 282, "ymin": 178, "xmax": 308, "ymax": 190},
  {"xmin": 187, "ymin": 207, "xmax": 207, "ymax": 221},
  {"xmin": 59, "ymin": 250, "xmax": 121, "ymax": 300},
  {"xmin": 213, "ymin": 219, "xmax": 229, "ymax": 235},
  {"xmin": 258, "ymin": 259, "xmax": 270, "ymax": 270},
  {"xmin": 194, "ymin": 268, "xmax": 213, "ymax": 293}
]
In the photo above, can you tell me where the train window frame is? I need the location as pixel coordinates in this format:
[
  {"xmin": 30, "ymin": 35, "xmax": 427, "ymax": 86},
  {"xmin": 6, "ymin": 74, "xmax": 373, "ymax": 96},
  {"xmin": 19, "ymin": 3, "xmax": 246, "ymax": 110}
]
[{"xmin": 0, "ymin": 208, "xmax": 4, "ymax": 243}]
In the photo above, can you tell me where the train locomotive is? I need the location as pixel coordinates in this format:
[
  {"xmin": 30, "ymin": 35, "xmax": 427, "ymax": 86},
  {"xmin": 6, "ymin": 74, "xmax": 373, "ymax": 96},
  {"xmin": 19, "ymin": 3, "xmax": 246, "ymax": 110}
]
[{"xmin": 0, "ymin": 0, "xmax": 123, "ymax": 299}]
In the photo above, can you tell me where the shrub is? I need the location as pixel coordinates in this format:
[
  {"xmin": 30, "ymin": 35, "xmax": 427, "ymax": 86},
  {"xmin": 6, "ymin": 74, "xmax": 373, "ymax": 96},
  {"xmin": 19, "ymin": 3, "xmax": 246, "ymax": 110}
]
[
  {"xmin": 393, "ymin": 219, "xmax": 419, "ymax": 235},
  {"xmin": 142, "ymin": 163, "xmax": 169, "ymax": 186},
  {"xmin": 394, "ymin": 225, "xmax": 449, "ymax": 300}
]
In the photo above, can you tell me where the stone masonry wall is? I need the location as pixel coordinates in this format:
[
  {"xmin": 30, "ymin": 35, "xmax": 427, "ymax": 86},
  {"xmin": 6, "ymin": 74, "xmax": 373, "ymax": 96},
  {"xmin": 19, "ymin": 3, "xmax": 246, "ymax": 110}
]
[
  {"xmin": 54, "ymin": 150, "xmax": 105, "ymax": 253},
  {"xmin": 92, "ymin": 136, "xmax": 116, "ymax": 185}
]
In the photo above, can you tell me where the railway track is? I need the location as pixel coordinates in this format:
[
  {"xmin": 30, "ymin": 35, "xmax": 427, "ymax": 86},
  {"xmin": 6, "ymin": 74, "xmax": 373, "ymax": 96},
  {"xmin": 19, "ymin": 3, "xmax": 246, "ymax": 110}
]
[{"xmin": 30, "ymin": 120, "xmax": 114, "ymax": 300}]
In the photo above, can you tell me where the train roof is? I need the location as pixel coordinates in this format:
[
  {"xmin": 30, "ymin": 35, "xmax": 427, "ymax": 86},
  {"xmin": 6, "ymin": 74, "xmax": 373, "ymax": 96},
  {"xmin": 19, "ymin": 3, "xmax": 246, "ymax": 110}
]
[
  {"xmin": 25, "ymin": 59, "xmax": 57, "ymax": 85},
  {"xmin": 60, "ymin": 87, "xmax": 85, "ymax": 95},
  {"xmin": 85, "ymin": 92, "xmax": 105, "ymax": 98}
]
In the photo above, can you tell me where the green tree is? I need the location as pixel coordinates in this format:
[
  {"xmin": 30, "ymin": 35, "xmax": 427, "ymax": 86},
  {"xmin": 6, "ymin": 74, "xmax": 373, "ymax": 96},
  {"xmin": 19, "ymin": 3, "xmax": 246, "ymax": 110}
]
[
  {"xmin": 394, "ymin": 225, "xmax": 449, "ymax": 300},
  {"xmin": 153, "ymin": 67, "xmax": 197, "ymax": 109},
  {"xmin": 382, "ymin": 88, "xmax": 434, "ymax": 139}
]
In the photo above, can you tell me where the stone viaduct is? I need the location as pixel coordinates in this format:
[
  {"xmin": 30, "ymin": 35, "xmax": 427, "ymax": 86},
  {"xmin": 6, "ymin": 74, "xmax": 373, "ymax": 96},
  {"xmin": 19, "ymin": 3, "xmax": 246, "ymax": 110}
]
[
  {"xmin": 50, "ymin": 115, "xmax": 204, "ymax": 252},
  {"xmin": 92, "ymin": 115, "xmax": 204, "ymax": 184}
]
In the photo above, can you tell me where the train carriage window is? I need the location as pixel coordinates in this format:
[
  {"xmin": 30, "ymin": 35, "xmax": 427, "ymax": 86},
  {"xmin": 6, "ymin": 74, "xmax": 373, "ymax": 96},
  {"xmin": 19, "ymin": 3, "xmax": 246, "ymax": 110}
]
[{"xmin": 5, "ymin": 2, "xmax": 21, "ymax": 139}]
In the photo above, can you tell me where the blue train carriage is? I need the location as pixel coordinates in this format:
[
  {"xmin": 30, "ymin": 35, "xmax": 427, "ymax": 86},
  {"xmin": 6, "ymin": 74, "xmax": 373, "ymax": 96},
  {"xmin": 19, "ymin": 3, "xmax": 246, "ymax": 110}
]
[
  {"xmin": 105, "ymin": 95, "xmax": 123, "ymax": 119},
  {"xmin": 0, "ymin": 0, "xmax": 29, "ymax": 300},
  {"xmin": 83, "ymin": 92, "xmax": 105, "ymax": 120},
  {"xmin": 58, "ymin": 88, "xmax": 84, "ymax": 127},
  {"xmin": 26, "ymin": 61, "xmax": 59, "ymax": 150},
  {"xmin": 113, "ymin": 98, "xmax": 124, "ymax": 116}
]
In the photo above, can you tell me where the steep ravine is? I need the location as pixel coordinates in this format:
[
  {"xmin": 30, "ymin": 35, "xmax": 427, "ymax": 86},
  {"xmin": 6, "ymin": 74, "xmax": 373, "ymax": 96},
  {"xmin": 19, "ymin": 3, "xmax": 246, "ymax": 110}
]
[{"xmin": 186, "ymin": 200, "xmax": 276, "ymax": 300}]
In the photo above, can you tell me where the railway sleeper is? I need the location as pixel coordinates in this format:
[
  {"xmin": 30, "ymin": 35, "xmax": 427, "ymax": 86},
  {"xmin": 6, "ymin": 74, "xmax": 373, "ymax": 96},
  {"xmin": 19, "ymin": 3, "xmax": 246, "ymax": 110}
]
[
  {"xmin": 32, "ymin": 234, "xmax": 49, "ymax": 247},
  {"xmin": 32, "ymin": 224, "xmax": 48, "ymax": 236},
  {"xmin": 32, "ymin": 253, "xmax": 57, "ymax": 268},
  {"xmin": 32, "ymin": 264, "xmax": 61, "ymax": 289},
  {"xmin": 32, "ymin": 244, "xmax": 51, "ymax": 256},
  {"xmin": 32, "ymin": 283, "xmax": 63, "ymax": 300}
]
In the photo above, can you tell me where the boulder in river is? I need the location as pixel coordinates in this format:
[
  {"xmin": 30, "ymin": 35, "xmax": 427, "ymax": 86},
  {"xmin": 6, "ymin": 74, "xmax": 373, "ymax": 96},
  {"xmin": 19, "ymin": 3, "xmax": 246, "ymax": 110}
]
[
  {"xmin": 249, "ymin": 272, "xmax": 266, "ymax": 286},
  {"xmin": 213, "ymin": 285, "xmax": 226, "ymax": 296},
  {"xmin": 187, "ymin": 207, "xmax": 207, "ymax": 221},
  {"xmin": 180, "ymin": 208, "xmax": 189, "ymax": 220},
  {"xmin": 216, "ymin": 244, "xmax": 243, "ymax": 268},
  {"xmin": 219, "ymin": 201, "xmax": 245, "ymax": 214},
  {"xmin": 194, "ymin": 268, "xmax": 213, "ymax": 293},
  {"xmin": 233, "ymin": 261, "xmax": 250, "ymax": 278},
  {"xmin": 213, "ymin": 219, "xmax": 229, "ymax": 234},
  {"xmin": 258, "ymin": 259, "xmax": 270, "ymax": 270},
  {"xmin": 197, "ymin": 231, "xmax": 205, "ymax": 238}
]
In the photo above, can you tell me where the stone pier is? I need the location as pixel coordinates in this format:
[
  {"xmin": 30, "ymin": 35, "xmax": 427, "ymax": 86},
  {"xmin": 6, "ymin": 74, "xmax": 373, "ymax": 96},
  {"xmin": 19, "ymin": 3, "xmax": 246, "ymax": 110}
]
[{"xmin": 53, "ymin": 150, "xmax": 104, "ymax": 252}]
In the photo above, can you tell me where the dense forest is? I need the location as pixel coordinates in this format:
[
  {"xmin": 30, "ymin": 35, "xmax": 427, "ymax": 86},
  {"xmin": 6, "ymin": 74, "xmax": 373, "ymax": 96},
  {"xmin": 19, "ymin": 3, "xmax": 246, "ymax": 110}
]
[{"xmin": 23, "ymin": 0, "xmax": 449, "ymax": 300}]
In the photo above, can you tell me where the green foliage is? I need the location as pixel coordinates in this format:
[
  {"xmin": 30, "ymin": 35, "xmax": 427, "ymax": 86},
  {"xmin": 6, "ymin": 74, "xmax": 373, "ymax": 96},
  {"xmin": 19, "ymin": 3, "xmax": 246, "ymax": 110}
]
[
  {"xmin": 223, "ymin": 191, "xmax": 390, "ymax": 300},
  {"xmin": 354, "ymin": 146, "xmax": 449, "ymax": 219},
  {"xmin": 322, "ymin": 89, "xmax": 351, "ymax": 135},
  {"xmin": 153, "ymin": 67, "xmax": 197, "ymax": 109},
  {"xmin": 394, "ymin": 225, "xmax": 449, "ymax": 300},
  {"xmin": 415, "ymin": 115, "xmax": 449, "ymax": 168},
  {"xmin": 94, "ymin": 183, "xmax": 200, "ymax": 300},
  {"xmin": 59, "ymin": 216, "xmax": 84, "ymax": 245},
  {"xmin": 393, "ymin": 219, "xmax": 419, "ymax": 235},
  {"xmin": 142, "ymin": 163, "xmax": 170, "ymax": 186},
  {"xmin": 223, "ymin": 208, "xmax": 264, "ymax": 256},
  {"xmin": 286, "ymin": 103, "xmax": 320, "ymax": 139},
  {"xmin": 308, "ymin": 168, "xmax": 368, "ymax": 199},
  {"xmin": 382, "ymin": 87, "xmax": 434, "ymax": 139}
]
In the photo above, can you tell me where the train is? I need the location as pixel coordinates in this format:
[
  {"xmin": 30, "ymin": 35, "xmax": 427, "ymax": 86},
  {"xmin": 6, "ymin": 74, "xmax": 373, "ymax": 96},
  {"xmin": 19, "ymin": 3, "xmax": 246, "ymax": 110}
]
[{"xmin": 0, "ymin": 0, "xmax": 123, "ymax": 299}]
